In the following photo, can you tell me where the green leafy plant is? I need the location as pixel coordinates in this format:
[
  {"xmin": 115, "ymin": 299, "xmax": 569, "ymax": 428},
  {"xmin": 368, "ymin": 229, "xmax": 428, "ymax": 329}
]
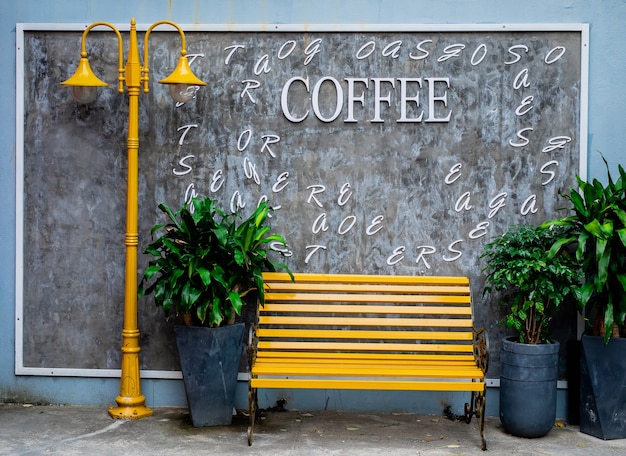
[
  {"xmin": 541, "ymin": 158, "xmax": 626, "ymax": 342},
  {"xmin": 481, "ymin": 225, "xmax": 582, "ymax": 344},
  {"xmin": 139, "ymin": 196, "xmax": 292, "ymax": 328}
]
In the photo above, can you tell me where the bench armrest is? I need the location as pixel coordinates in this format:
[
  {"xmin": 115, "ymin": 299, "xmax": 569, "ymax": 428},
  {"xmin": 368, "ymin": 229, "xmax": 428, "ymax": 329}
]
[
  {"xmin": 473, "ymin": 327, "xmax": 490, "ymax": 374},
  {"xmin": 247, "ymin": 324, "xmax": 258, "ymax": 367}
]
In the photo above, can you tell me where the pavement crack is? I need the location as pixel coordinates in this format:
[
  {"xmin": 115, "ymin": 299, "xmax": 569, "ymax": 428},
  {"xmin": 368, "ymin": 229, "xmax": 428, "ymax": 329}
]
[{"xmin": 18, "ymin": 420, "xmax": 127, "ymax": 455}]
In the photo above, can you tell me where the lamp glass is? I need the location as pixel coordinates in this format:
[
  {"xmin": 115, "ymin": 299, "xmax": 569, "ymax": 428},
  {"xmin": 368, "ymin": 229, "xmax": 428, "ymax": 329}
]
[
  {"xmin": 169, "ymin": 83, "xmax": 197, "ymax": 104},
  {"xmin": 71, "ymin": 86, "xmax": 98, "ymax": 104}
]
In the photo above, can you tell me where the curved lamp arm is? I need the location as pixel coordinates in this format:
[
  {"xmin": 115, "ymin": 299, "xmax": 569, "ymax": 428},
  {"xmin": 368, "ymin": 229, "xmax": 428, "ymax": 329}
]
[
  {"xmin": 83, "ymin": 22, "xmax": 125, "ymax": 93},
  {"xmin": 61, "ymin": 22, "xmax": 124, "ymax": 94},
  {"xmin": 143, "ymin": 20, "xmax": 206, "ymax": 94}
]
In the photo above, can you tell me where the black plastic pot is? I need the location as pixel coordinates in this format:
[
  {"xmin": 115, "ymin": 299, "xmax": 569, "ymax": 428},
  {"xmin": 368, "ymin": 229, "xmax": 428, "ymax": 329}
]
[
  {"xmin": 580, "ymin": 334, "xmax": 626, "ymax": 439},
  {"xmin": 499, "ymin": 337, "xmax": 560, "ymax": 438},
  {"xmin": 566, "ymin": 339, "xmax": 581, "ymax": 425},
  {"xmin": 174, "ymin": 323, "xmax": 245, "ymax": 427}
]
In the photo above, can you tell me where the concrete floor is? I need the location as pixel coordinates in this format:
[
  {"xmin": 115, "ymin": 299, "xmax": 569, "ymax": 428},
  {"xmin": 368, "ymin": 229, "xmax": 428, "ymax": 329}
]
[{"xmin": 1, "ymin": 404, "xmax": 626, "ymax": 455}]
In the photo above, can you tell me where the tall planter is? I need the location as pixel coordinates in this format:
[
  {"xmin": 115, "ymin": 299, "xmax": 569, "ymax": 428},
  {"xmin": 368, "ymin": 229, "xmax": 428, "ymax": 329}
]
[
  {"xmin": 175, "ymin": 323, "xmax": 245, "ymax": 427},
  {"xmin": 580, "ymin": 334, "xmax": 626, "ymax": 439},
  {"xmin": 500, "ymin": 337, "xmax": 560, "ymax": 438}
]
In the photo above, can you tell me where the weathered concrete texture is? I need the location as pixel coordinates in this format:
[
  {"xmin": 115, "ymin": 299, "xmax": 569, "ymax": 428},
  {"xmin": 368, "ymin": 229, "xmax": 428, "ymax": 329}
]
[{"xmin": 1, "ymin": 404, "xmax": 625, "ymax": 455}]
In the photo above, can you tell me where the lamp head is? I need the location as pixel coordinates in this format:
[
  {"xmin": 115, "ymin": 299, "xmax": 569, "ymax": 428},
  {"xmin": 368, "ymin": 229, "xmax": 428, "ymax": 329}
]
[
  {"xmin": 159, "ymin": 55, "xmax": 206, "ymax": 103},
  {"xmin": 61, "ymin": 57, "xmax": 108, "ymax": 104}
]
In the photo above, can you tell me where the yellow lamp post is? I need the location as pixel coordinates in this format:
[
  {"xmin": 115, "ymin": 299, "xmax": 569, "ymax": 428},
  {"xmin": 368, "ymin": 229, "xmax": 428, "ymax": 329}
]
[{"xmin": 61, "ymin": 18, "xmax": 205, "ymax": 420}]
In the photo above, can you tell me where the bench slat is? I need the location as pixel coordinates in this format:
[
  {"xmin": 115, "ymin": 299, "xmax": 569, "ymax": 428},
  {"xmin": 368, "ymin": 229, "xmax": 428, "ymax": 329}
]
[
  {"xmin": 260, "ymin": 303, "xmax": 471, "ymax": 315},
  {"xmin": 263, "ymin": 272, "xmax": 470, "ymax": 286},
  {"xmin": 264, "ymin": 292, "xmax": 470, "ymax": 304},
  {"xmin": 255, "ymin": 351, "xmax": 477, "ymax": 362},
  {"xmin": 251, "ymin": 378, "xmax": 485, "ymax": 392},
  {"xmin": 255, "ymin": 355, "xmax": 478, "ymax": 365},
  {"xmin": 258, "ymin": 316, "xmax": 473, "ymax": 327},
  {"xmin": 257, "ymin": 341, "xmax": 474, "ymax": 353},
  {"xmin": 252, "ymin": 364, "xmax": 483, "ymax": 378},
  {"xmin": 257, "ymin": 328, "xmax": 474, "ymax": 341},
  {"xmin": 265, "ymin": 282, "xmax": 470, "ymax": 295}
]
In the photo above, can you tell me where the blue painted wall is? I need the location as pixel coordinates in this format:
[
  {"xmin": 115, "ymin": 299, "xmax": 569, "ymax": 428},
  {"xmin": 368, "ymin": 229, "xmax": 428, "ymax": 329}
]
[{"xmin": 1, "ymin": 1, "xmax": 624, "ymax": 417}]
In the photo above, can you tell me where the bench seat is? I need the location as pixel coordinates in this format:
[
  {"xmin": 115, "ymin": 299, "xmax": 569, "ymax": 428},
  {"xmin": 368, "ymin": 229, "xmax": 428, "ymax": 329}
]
[{"xmin": 247, "ymin": 272, "xmax": 489, "ymax": 450}]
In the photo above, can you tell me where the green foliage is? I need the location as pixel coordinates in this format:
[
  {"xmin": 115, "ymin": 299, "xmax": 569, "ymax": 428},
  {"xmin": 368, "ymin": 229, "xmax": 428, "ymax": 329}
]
[
  {"xmin": 481, "ymin": 225, "xmax": 583, "ymax": 344},
  {"xmin": 541, "ymin": 157, "xmax": 626, "ymax": 343},
  {"xmin": 139, "ymin": 196, "xmax": 292, "ymax": 328}
]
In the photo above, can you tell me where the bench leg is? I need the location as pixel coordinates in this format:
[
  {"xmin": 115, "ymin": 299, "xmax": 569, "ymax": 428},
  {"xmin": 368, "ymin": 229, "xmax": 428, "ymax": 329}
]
[
  {"xmin": 247, "ymin": 385, "xmax": 258, "ymax": 446},
  {"xmin": 475, "ymin": 391, "xmax": 487, "ymax": 451},
  {"xmin": 464, "ymin": 391, "xmax": 487, "ymax": 451},
  {"xmin": 464, "ymin": 392, "xmax": 475, "ymax": 424}
]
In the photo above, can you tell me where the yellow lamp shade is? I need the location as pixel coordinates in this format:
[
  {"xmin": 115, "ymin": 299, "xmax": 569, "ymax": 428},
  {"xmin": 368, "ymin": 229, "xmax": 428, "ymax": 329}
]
[
  {"xmin": 61, "ymin": 57, "xmax": 108, "ymax": 87},
  {"xmin": 159, "ymin": 56, "xmax": 206, "ymax": 86}
]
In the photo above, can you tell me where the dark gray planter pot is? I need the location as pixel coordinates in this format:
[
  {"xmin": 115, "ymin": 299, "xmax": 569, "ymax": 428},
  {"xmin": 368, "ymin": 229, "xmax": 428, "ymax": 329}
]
[
  {"xmin": 580, "ymin": 334, "xmax": 626, "ymax": 440},
  {"xmin": 500, "ymin": 337, "xmax": 560, "ymax": 438},
  {"xmin": 175, "ymin": 323, "xmax": 245, "ymax": 427}
]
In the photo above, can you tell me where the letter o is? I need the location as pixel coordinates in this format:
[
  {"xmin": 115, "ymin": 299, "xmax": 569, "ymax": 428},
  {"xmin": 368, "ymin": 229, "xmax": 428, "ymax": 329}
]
[
  {"xmin": 338, "ymin": 215, "xmax": 357, "ymax": 235},
  {"xmin": 278, "ymin": 40, "xmax": 297, "ymax": 59},
  {"xmin": 311, "ymin": 77, "xmax": 343, "ymax": 123},
  {"xmin": 545, "ymin": 46, "xmax": 566, "ymax": 64},
  {"xmin": 471, "ymin": 44, "xmax": 488, "ymax": 66},
  {"xmin": 237, "ymin": 129, "xmax": 252, "ymax": 151},
  {"xmin": 356, "ymin": 41, "xmax": 376, "ymax": 60}
]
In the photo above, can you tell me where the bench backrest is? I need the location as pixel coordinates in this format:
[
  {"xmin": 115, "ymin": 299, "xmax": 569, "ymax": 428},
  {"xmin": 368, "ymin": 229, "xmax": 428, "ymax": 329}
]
[{"xmin": 257, "ymin": 272, "xmax": 476, "ymax": 363}]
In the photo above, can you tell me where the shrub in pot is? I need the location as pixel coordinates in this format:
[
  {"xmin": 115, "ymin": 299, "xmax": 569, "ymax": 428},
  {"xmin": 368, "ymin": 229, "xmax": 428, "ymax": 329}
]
[
  {"xmin": 542, "ymin": 158, "xmax": 626, "ymax": 341},
  {"xmin": 481, "ymin": 224, "xmax": 582, "ymax": 438},
  {"xmin": 542, "ymin": 158, "xmax": 626, "ymax": 439},
  {"xmin": 139, "ymin": 196, "xmax": 292, "ymax": 426}
]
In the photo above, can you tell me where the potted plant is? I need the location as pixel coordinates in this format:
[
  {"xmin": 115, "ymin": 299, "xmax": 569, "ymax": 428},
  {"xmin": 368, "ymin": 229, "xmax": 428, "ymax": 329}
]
[
  {"xmin": 481, "ymin": 224, "xmax": 582, "ymax": 438},
  {"xmin": 541, "ymin": 157, "xmax": 626, "ymax": 439},
  {"xmin": 139, "ymin": 196, "xmax": 292, "ymax": 427}
]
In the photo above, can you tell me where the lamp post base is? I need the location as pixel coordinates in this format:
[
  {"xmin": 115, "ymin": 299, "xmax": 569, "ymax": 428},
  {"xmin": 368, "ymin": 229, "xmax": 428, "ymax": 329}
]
[{"xmin": 108, "ymin": 402, "xmax": 153, "ymax": 420}]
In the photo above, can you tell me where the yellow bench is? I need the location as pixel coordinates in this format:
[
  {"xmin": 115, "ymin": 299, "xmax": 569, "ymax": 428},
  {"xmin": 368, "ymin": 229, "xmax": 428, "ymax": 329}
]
[{"xmin": 247, "ymin": 272, "xmax": 489, "ymax": 450}]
